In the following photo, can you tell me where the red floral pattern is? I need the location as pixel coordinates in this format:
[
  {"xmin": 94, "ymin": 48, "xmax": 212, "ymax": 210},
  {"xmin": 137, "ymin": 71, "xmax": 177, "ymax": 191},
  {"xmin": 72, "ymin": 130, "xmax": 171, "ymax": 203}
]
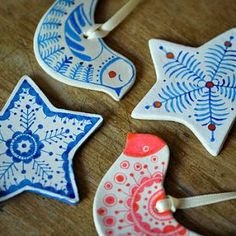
[{"xmin": 94, "ymin": 134, "xmax": 190, "ymax": 236}]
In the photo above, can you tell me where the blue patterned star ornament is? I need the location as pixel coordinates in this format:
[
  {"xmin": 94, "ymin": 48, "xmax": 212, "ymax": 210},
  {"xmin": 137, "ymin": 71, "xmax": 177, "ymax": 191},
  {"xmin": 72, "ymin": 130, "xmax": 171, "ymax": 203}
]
[
  {"xmin": 34, "ymin": 0, "xmax": 136, "ymax": 101},
  {"xmin": 132, "ymin": 29, "xmax": 236, "ymax": 156},
  {"xmin": 0, "ymin": 76, "xmax": 103, "ymax": 204}
]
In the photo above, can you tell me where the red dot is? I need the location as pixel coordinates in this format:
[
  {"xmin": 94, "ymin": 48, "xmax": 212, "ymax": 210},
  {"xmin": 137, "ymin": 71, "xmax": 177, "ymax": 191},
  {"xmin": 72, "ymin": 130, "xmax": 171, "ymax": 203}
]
[
  {"xmin": 108, "ymin": 71, "xmax": 117, "ymax": 78},
  {"xmin": 208, "ymin": 124, "xmax": 216, "ymax": 131},
  {"xmin": 224, "ymin": 41, "xmax": 232, "ymax": 47},
  {"xmin": 104, "ymin": 182, "xmax": 113, "ymax": 190},
  {"xmin": 120, "ymin": 161, "xmax": 130, "ymax": 169},
  {"xmin": 106, "ymin": 230, "xmax": 113, "ymax": 236},
  {"xmin": 134, "ymin": 162, "xmax": 142, "ymax": 171},
  {"xmin": 104, "ymin": 195, "xmax": 116, "ymax": 206},
  {"xmin": 116, "ymin": 175, "xmax": 124, "ymax": 182},
  {"xmin": 104, "ymin": 216, "xmax": 115, "ymax": 227},
  {"xmin": 153, "ymin": 101, "xmax": 162, "ymax": 108},
  {"xmin": 206, "ymin": 81, "xmax": 214, "ymax": 88},
  {"xmin": 166, "ymin": 52, "xmax": 174, "ymax": 59},
  {"xmin": 97, "ymin": 207, "xmax": 107, "ymax": 216}
]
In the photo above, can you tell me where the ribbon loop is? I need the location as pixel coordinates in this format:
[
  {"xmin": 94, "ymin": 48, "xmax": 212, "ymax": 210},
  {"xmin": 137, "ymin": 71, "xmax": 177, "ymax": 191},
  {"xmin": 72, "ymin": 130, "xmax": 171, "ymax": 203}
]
[
  {"xmin": 156, "ymin": 192, "xmax": 236, "ymax": 213},
  {"xmin": 85, "ymin": 0, "xmax": 142, "ymax": 39}
]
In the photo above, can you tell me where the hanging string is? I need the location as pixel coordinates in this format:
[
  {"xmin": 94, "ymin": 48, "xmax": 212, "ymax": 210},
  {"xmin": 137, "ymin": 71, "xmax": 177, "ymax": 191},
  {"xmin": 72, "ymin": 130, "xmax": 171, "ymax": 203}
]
[
  {"xmin": 156, "ymin": 192, "xmax": 236, "ymax": 213},
  {"xmin": 85, "ymin": 0, "xmax": 143, "ymax": 39}
]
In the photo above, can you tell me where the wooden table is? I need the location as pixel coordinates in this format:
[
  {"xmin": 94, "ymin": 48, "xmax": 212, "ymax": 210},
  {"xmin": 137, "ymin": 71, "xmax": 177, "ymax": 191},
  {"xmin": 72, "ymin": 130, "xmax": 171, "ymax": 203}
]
[{"xmin": 0, "ymin": 0, "xmax": 236, "ymax": 235}]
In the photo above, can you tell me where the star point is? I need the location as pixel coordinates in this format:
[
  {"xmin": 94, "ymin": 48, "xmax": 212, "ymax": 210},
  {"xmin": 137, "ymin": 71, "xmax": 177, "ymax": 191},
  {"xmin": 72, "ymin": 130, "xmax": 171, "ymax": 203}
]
[
  {"xmin": 132, "ymin": 29, "xmax": 236, "ymax": 156},
  {"xmin": 0, "ymin": 75, "xmax": 102, "ymax": 204}
]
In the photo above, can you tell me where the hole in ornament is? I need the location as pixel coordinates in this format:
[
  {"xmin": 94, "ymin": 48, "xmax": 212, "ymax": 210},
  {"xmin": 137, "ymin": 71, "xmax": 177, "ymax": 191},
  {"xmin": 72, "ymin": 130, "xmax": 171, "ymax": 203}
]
[{"xmin": 83, "ymin": 34, "xmax": 88, "ymax": 39}]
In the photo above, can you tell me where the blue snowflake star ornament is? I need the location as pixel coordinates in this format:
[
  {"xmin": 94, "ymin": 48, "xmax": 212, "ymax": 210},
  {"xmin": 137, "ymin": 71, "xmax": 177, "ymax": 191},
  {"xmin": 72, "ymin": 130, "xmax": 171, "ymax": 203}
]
[
  {"xmin": 132, "ymin": 29, "xmax": 236, "ymax": 156},
  {"xmin": 34, "ymin": 0, "xmax": 136, "ymax": 101},
  {"xmin": 0, "ymin": 76, "xmax": 103, "ymax": 204}
]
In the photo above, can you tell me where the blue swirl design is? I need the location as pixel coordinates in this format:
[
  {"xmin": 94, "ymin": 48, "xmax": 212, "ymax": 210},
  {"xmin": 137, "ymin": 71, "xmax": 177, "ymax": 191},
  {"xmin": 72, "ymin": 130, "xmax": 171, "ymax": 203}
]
[{"xmin": 146, "ymin": 36, "xmax": 236, "ymax": 143}]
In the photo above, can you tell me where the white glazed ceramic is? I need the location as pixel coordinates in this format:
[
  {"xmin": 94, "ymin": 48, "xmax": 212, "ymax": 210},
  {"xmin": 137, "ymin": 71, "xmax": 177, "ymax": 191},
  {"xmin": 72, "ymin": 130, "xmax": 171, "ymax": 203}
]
[
  {"xmin": 93, "ymin": 133, "xmax": 198, "ymax": 236},
  {"xmin": 0, "ymin": 75, "xmax": 102, "ymax": 204},
  {"xmin": 34, "ymin": 0, "xmax": 136, "ymax": 101},
  {"xmin": 132, "ymin": 29, "xmax": 236, "ymax": 156}
]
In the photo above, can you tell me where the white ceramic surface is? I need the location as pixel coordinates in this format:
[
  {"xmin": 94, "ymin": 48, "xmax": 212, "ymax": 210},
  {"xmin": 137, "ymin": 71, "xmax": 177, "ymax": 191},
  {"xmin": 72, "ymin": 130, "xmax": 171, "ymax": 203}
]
[
  {"xmin": 93, "ymin": 133, "xmax": 198, "ymax": 236},
  {"xmin": 34, "ymin": 0, "xmax": 136, "ymax": 101},
  {"xmin": 132, "ymin": 29, "xmax": 236, "ymax": 156}
]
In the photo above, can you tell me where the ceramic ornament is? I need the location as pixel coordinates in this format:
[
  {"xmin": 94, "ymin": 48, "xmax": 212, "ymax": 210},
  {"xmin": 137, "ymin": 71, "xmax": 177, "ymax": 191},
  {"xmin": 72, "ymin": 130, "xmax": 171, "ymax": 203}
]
[
  {"xmin": 34, "ymin": 0, "xmax": 136, "ymax": 101},
  {"xmin": 93, "ymin": 133, "xmax": 198, "ymax": 236},
  {"xmin": 0, "ymin": 75, "xmax": 102, "ymax": 204},
  {"xmin": 132, "ymin": 29, "xmax": 236, "ymax": 156}
]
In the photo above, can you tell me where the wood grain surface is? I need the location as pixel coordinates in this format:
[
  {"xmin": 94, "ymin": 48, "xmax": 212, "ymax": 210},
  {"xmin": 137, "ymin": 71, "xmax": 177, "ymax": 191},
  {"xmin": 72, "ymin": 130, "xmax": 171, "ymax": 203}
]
[{"xmin": 0, "ymin": 0, "xmax": 236, "ymax": 235}]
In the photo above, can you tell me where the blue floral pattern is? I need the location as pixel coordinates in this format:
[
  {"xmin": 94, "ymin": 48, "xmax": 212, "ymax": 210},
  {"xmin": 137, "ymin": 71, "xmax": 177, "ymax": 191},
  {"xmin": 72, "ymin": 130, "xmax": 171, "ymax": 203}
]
[
  {"xmin": 132, "ymin": 29, "xmax": 236, "ymax": 156},
  {"xmin": 0, "ymin": 76, "xmax": 102, "ymax": 204},
  {"xmin": 34, "ymin": 0, "xmax": 136, "ymax": 101}
]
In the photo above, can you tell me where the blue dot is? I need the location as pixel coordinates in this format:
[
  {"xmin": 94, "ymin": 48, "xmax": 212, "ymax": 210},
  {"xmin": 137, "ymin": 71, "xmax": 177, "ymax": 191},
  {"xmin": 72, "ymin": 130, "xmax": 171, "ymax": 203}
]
[
  {"xmin": 21, "ymin": 170, "xmax": 26, "ymax": 174},
  {"xmin": 8, "ymin": 124, "xmax": 12, "ymax": 129},
  {"xmin": 159, "ymin": 46, "xmax": 163, "ymax": 50},
  {"xmin": 65, "ymin": 129, "xmax": 70, "ymax": 133},
  {"xmin": 49, "ymin": 152, "xmax": 53, "ymax": 156},
  {"xmin": 48, "ymin": 175, "xmax": 53, "ymax": 179},
  {"xmin": 38, "ymin": 124, "xmax": 43, "ymax": 129},
  {"xmin": 22, "ymin": 144, "xmax": 26, "ymax": 148}
]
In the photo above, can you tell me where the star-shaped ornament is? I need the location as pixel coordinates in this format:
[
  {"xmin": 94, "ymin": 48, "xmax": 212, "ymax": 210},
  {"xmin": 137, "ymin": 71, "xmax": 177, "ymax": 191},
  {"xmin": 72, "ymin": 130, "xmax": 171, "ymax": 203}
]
[
  {"xmin": 34, "ymin": 0, "xmax": 136, "ymax": 101},
  {"xmin": 132, "ymin": 29, "xmax": 236, "ymax": 156},
  {"xmin": 93, "ymin": 133, "xmax": 197, "ymax": 235},
  {"xmin": 0, "ymin": 76, "xmax": 102, "ymax": 204}
]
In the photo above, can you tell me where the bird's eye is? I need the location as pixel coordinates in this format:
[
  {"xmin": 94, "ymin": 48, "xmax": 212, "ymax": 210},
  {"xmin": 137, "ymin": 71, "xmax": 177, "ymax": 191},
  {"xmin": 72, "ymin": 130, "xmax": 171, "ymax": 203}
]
[
  {"xmin": 108, "ymin": 70, "xmax": 117, "ymax": 79},
  {"xmin": 142, "ymin": 145, "xmax": 150, "ymax": 152}
]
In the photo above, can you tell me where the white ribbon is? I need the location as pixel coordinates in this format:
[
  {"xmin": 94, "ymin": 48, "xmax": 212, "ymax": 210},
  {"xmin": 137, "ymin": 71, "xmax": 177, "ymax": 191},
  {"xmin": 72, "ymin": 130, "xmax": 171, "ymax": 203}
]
[
  {"xmin": 85, "ymin": 0, "xmax": 143, "ymax": 39},
  {"xmin": 156, "ymin": 192, "xmax": 236, "ymax": 213}
]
